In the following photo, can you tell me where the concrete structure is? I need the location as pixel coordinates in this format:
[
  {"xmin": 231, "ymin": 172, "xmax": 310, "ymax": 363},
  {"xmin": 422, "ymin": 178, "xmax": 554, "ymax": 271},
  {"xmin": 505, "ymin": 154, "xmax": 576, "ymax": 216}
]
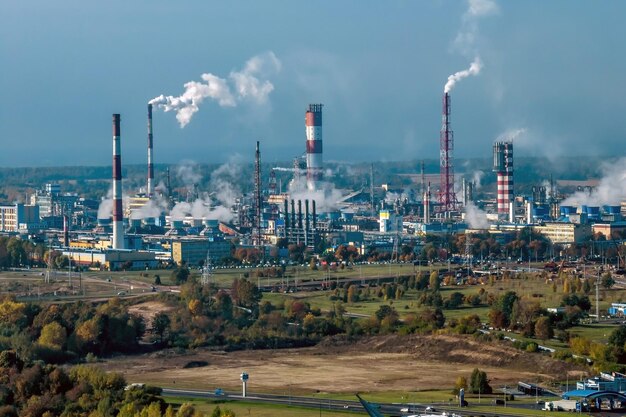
[
  {"xmin": 0, "ymin": 204, "xmax": 40, "ymax": 232},
  {"xmin": 112, "ymin": 114, "xmax": 125, "ymax": 249},
  {"xmin": 171, "ymin": 238, "xmax": 232, "ymax": 266},
  {"xmin": 305, "ymin": 104, "xmax": 323, "ymax": 191},
  {"xmin": 493, "ymin": 141, "xmax": 514, "ymax": 216}
]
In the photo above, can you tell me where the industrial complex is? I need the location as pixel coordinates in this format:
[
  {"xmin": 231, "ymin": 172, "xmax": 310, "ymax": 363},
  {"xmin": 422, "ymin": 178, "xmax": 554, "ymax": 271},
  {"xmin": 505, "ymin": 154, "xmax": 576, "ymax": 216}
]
[{"xmin": 0, "ymin": 90, "xmax": 625, "ymax": 275}]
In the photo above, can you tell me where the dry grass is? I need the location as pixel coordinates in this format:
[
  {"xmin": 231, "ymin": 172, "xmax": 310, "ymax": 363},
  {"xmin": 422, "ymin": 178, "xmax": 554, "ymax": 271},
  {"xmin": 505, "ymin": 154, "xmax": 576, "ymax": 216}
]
[{"xmin": 100, "ymin": 334, "xmax": 587, "ymax": 395}]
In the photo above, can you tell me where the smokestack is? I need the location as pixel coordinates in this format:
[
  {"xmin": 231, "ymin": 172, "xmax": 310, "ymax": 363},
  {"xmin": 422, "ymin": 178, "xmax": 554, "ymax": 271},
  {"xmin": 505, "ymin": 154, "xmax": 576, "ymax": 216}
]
[
  {"xmin": 305, "ymin": 199, "xmax": 310, "ymax": 246},
  {"xmin": 254, "ymin": 141, "xmax": 261, "ymax": 246},
  {"xmin": 424, "ymin": 182, "xmax": 431, "ymax": 225},
  {"xmin": 493, "ymin": 141, "xmax": 514, "ymax": 217},
  {"xmin": 437, "ymin": 93, "xmax": 458, "ymax": 217},
  {"xmin": 290, "ymin": 199, "xmax": 296, "ymax": 235},
  {"xmin": 283, "ymin": 198, "xmax": 289, "ymax": 231},
  {"xmin": 305, "ymin": 104, "xmax": 323, "ymax": 191},
  {"xmin": 297, "ymin": 200, "xmax": 303, "ymax": 230},
  {"xmin": 63, "ymin": 214, "xmax": 69, "ymax": 247},
  {"xmin": 312, "ymin": 200, "xmax": 317, "ymax": 230},
  {"xmin": 147, "ymin": 104, "xmax": 154, "ymax": 197},
  {"xmin": 112, "ymin": 114, "xmax": 125, "ymax": 249}
]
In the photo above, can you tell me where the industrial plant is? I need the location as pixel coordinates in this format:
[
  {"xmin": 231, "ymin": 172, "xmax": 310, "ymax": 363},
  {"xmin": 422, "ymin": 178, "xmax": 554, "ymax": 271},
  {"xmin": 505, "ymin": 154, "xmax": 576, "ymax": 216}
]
[{"xmin": 0, "ymin": 89, "xmax": 624, "ymax": 274}]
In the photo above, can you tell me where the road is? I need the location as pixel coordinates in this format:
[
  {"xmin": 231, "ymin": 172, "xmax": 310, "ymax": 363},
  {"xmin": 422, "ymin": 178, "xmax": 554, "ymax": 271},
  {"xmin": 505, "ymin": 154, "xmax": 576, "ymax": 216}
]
[{"xmin": 161, "ymin": 387, "xmax": 552, "ymax": 417}]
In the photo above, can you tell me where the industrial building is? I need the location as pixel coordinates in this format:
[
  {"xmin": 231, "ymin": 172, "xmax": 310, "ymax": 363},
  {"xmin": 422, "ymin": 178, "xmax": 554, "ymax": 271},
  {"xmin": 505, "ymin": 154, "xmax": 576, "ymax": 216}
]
[
  {"xmin": 0, "ymin": 203, "xmax": 40, "ymax": 233},
  {"xmin": 171, "ymin": 238, "xmax": 232, "ymax": 266}
]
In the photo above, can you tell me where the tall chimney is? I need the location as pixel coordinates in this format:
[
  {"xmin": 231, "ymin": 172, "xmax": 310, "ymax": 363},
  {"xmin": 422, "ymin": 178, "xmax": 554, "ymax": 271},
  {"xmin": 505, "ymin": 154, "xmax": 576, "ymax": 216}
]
[
  {"xmin": 290, "ymin": 200, "xmax": 296, "ymax": 235},
  {"xmin": 63, "ymin": 214, "xmax": 69, "ymax": 247},
  {"xmin": 493, "ymin": 141, "xmax": 514, "ymax": 217},
  {"xmin": 305, "ymin": 199, "xmax": 310, "ymax": 246},
  {"xmin": 305, "ymin": 104, "xmax": 323, "ymax": 191},
  {"xmin": 147, "ymin": 104, "xmax": 154, "ymax": 197},
  {"xmin": 112, "ymin": 114, "xmax": 125, "ymax": 249},
  {"xmin": 424, "ymin": 182, "xmax": 431, "ymax": 225}
]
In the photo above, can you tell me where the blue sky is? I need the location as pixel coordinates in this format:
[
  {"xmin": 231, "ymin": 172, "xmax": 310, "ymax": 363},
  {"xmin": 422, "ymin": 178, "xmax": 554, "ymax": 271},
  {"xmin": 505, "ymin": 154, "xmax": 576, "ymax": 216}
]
[{"xmin": 1, "ymin": 1, "xmax": 625, "ymax": 167}]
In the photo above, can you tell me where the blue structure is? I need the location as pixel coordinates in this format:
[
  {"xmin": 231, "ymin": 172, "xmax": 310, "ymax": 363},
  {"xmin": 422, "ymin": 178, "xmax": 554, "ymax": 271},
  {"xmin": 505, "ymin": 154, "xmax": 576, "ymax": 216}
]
[{"xmin": 563, "ymin": 390, "xmax": 626, "ymax": 411}]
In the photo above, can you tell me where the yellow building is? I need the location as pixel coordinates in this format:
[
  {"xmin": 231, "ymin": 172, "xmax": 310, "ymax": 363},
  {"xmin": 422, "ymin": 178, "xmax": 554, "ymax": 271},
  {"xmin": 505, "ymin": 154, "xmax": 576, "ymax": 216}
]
[
  {"xmin": 533, "ymin": 222, "xmax": 592, "ymax": 244},
  {"xmin": 171, "ymin": 238, "xmax": 232, "ymax": 266}
]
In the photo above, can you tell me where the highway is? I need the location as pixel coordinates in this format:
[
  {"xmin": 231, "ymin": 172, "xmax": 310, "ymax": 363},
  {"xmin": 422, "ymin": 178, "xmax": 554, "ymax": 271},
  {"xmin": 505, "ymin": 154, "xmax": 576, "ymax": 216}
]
[{"xmin": 161, "ymin": 387, "xmax": 546, "ymax": 417}]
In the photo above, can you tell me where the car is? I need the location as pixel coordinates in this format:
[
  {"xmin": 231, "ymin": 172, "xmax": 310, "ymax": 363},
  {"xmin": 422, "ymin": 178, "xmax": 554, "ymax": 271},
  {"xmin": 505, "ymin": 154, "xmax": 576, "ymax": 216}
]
[
  {"xmin": 425, "ymin": 406, "xmax": 435, "ymax": 412},
  {"xmin": 117, "ymin": 291, "xmax": 127, "ymax": 296}
]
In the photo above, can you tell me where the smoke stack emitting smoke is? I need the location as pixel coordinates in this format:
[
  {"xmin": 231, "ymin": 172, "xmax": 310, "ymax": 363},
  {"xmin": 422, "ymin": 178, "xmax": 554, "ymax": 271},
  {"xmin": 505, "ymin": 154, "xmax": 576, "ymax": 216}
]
[
  {"xmin": 444, "ymin": 57, "xmax": 482, "ymax": 93},
  {"xmin": 150, "ymin": 52, "xmax": 281, "ymax": 127}
]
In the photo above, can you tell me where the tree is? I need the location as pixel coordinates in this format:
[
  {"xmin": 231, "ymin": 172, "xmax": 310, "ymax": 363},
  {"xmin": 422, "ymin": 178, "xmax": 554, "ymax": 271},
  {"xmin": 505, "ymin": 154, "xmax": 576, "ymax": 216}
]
[
  {"xmin": 534, "ymin": 316, "xmax": 554, "ymax": 341},
  {"xmin": 171, "ymin": 265, "xmax": 190, "ymax": 285},
  {"xmin": 469, "ymin": 368, "xmax": 491, "ymax": 394},
  {"xmin": 347, "ymin": 285, "xmax": 359, "ymax": 303},
  {"xmin": 152, "ymin": 313, "xmax": 171, "ymax": 344},
  {"xmin": 429, "ymin": 271, "xmax": 440, "ymax": 290},
  {"xmin": 38, "ymin": 322, "xmax": 67, "ymax": 350},
  {"xmin": 453, "ymin": 376, "xmax": 468, "ymax": 395},
  {"xmin": 602, "ymin": 273, "xmax": 616, "ymax": 289}
]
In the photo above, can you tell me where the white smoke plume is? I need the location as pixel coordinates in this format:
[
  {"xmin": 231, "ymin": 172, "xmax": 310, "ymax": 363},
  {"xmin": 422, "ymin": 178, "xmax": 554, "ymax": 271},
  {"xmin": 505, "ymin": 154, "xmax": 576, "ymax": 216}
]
[
  {"xmin": 176, "ymin": 160, "xmax": 202, "ymax": 191},
  {"xmin": 472, "ymin": 170, "xmax": 484, "ymax": 190},
  {"xmin": 495, "ymin": 128, "xmax": 527, "ymax": 143},
  {"xmin": 131, "ymin": 194, "xmax": 169, "ymax": 220},
  {"xmin": 170, "ymin": 197, "xmax": 234, "ymax": 223},
  {"xmin": 444, "ymin": 57, "xmax": 483, "ymax": 93},
  {"xmin": 150, "ymin": 52, "xmax": 281, "ymax": 127},
  {"xmin": 97, "ymin": 189, "xmax": 113, "ymax": 219},
  {"xmin": 210, "ymin": 155, "xmax": 243, "ymax": 208},
  {"xmin": 454, "ymin": 0, "xmax": 499, "ymax": 55},
  {"xmin": 272, "ymin": 167, "xmax": 305, "ymax": 173},
  {"xmin": 287, "ymin": 179, "xmax": 344, "ymax": 213},
  {"xmin": 467, "ymin": 0, "xmax": 499, "ymax": 18},
  {"xmin": 561, "ymin": 157, "xmax": 626, "ymax": 207},
  {"xmin": 465, "ymin": 202, "xmax": 490, "ymax": 229},
  {"xmin": 97, "ymin": 188, "xmax": 131, "ymax": 220}
]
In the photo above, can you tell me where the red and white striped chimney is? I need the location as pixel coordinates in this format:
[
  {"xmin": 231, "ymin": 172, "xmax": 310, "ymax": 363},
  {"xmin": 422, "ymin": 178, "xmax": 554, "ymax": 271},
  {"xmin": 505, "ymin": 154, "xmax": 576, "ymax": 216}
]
[
  {"xmin": 147, "ymin": 104, "xmax": 154, "ymax": 197},
  {"xmin": 112, "ymin": 114, "xmax": 125, "ymax": 249},
  {"xmin": 493, "ymin": 141, "xmax": 513, "ymax": 216},
  {"xmin": 305, "ymin": 104, "xmax": 323, "ymax": 191}
]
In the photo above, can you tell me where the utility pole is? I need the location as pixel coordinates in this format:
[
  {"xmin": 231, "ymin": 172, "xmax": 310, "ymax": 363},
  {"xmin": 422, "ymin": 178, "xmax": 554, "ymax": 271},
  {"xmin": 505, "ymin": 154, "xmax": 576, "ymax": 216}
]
[{"xmin": 596, "ymin": 270, "xmax": 600, "ymax": 322}]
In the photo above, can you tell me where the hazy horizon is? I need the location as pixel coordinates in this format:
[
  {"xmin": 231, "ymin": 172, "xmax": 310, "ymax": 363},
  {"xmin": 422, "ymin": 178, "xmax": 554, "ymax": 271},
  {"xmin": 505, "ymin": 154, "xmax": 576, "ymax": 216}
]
[{"xmin": 2, "ymin": 1, "xmax": 626, "ymax": 167}]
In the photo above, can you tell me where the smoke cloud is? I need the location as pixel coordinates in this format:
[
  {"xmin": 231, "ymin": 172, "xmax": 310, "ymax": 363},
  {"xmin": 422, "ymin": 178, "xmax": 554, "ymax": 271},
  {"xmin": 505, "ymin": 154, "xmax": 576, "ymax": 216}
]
[
  {"xmin": 444, "ymin": 57, "xmax": 482, "ymax": 93},
  {"xmin": 495, "ymin": 128, "xmax": 527, "ymax": 143},
  {"xmin": 464, "ymin": 202, "xmax": 490, "ymax": 229},
  {"xmin": 561, "ymin": 157, "xmax": 626, "ymax": 207},
  {"xmin": 150, "ymin": 52, "xmax": 281, "ymax": 127}
]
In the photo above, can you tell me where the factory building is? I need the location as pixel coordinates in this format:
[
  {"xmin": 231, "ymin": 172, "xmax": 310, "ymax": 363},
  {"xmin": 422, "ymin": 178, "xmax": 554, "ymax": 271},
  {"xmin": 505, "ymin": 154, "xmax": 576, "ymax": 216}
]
[
  {"xmin": 171, "ymin": 238, "xmax": 232, "ymax": 266},
  {"xmin": 61, "ymin": 248, "xmax": 158, "ymax": 271},
  {"xmin": 532, "ymin": 222, "xmax": 592, "ymax": 244},
  {"xmin": 379, "ymin": 210, "xmax": 402, "ymax": 233},
  {"xmin": 0, "ymin": 204, "xmax": 40, "ymax": 232}
]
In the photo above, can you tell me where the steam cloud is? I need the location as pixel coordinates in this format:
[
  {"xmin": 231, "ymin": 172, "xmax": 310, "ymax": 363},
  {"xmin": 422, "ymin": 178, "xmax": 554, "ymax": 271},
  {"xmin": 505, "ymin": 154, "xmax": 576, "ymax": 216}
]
[
  {"xmin": 169, "ymin": 157, "xmax": 241, "ymax": 222},
  {"xmin": 561, "ymin": 157, "xmax": 626, "ymax": 207},
  {"xmin": 465, "ymin": 202, "xmax": 490, "ymax": 229},
  {"xmin": 444, "ymin": 57, "xmax": 483, "ymax": 93},
  {"xmin": 150, "ymin": 52, "xmax": 281, "ymax": 127},
  {"xmin": 496, "ymin": 128, "xmax": 527, "ymax": 143}
]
